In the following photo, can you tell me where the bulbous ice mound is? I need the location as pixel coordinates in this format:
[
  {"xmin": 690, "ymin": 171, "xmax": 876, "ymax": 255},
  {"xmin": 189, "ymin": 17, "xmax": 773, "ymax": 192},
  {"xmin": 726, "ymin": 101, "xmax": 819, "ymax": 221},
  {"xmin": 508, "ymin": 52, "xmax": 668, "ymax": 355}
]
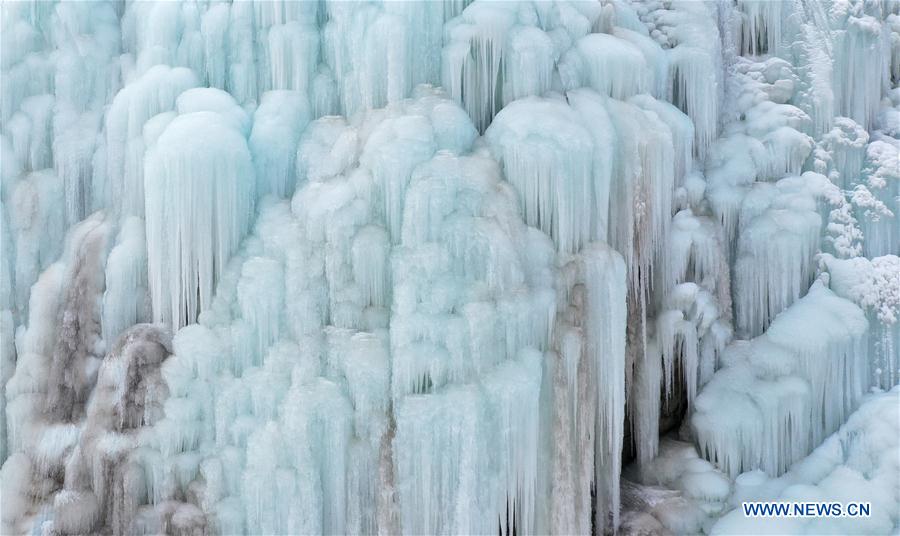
[{"xmin": 144, "ymin": 89, "xmax": 255, "ymax": 329}]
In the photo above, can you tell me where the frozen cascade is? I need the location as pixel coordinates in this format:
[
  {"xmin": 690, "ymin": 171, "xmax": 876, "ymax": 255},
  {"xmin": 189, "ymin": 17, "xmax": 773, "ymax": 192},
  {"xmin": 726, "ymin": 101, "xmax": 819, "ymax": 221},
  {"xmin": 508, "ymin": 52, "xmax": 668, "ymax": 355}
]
[
  {"xmin": 484, "ymin": 95, "xmax": 605, "ymax": 255},
  {"xmin": 832, "ymin": 7, "xmax": 890, "ymax": 131},
  {"xmin": 712, "ymin": 387, "xmax": 900, "ymax": 535},
  {"xmin": 732, "ymin": 174, "xmax": 828, "ymax": 338},
  {"xmin": 2, "ymin": 0, "xmax": 899, "ymax": 534},
  {"xmin": 692, "ymin": 281, "xmax": 870, "ymax": 478},
  {"xmin": 93, "ymin": 65, "xmax": 200, "ymax": 219},
  {"xmin": 821, "ymin": 254, "xmax": 900, "ymax": 390},
  {"xmin": 633, "ymin": 1, "xmax": 722, "ymax": 157},
  {"xmin": 143, "ymin": 89, "xmax": 256, "ymax": 329},
  {"xmin": 550, "ymin": 243, "xmax": 627, "ymax": 532}
]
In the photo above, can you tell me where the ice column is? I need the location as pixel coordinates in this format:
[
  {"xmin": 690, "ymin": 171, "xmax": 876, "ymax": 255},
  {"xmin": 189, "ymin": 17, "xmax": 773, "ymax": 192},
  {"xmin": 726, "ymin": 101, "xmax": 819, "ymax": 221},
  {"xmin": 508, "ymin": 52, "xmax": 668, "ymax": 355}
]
[{"xmin": 144, "ymin": 89, "xmax": 255, "ymax": 328}]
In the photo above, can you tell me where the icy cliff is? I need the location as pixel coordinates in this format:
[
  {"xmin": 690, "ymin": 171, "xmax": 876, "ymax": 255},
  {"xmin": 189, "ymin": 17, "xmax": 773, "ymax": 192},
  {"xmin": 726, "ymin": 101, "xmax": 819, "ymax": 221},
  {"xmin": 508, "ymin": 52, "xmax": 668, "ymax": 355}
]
[{"xmin": 1, "ymin": 0, "xmax": 898, "ymax": 535}]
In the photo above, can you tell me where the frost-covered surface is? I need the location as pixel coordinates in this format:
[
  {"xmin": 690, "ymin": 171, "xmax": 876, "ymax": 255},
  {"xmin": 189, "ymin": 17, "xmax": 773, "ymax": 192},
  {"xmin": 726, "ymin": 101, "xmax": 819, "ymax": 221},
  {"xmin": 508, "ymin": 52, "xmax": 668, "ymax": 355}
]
[
  {"xmin": 628, "ymin": 387, "xmax": 900, "ymax": 535},
  {"xmin": 1, "ymin": 0, "xmax": 898, "ymax": 534},
  {"xmin": 621, "ymin": 439, "xmax": 732, "ymax": 535}
]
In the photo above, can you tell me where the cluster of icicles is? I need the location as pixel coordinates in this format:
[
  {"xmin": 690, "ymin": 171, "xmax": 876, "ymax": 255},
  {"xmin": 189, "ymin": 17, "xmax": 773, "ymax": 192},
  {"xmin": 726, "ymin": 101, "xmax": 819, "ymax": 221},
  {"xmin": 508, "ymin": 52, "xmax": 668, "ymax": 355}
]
[{"xmin": 1, "ymin": 0, "xmax": 898, "ymax": 535}]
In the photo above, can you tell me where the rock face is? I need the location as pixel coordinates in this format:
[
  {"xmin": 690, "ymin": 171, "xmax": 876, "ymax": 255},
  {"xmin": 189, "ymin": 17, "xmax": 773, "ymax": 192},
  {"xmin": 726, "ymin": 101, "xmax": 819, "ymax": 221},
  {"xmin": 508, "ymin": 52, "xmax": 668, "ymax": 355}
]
[{"xmin": 53, "ymin": 325, "xmax": 172, "ymax": 535}]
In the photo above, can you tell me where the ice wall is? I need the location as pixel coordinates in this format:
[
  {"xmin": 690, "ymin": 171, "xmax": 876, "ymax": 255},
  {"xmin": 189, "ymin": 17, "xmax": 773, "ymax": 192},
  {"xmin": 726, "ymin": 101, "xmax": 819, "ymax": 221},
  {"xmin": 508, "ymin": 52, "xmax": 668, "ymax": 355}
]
[
  {"xmin": 712, "ymin": 387, "xmax": 900, "ymax": 535},
  {"xmin": 1, "ymin": 0, "xmax": 898, "ymax": 534},
  {"xmin": 692, "ymin": 281, "xmax": 870, "ymax": 478},
  {"xmin": 680, "ymin": 2, "xmax": 897, "ymax": 510}
]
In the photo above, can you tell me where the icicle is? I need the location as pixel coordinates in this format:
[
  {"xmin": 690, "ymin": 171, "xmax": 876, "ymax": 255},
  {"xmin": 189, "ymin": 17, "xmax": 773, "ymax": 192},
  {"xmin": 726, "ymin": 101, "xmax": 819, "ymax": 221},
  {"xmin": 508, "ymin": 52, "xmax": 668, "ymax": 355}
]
[
  {"xmin": 144, "ymin": 89, "xmax": 255, "ymax": 329},
  {"xmin": 733, "ymin": 176, "xmax": 823, "ymax": 338},
  {"xmin": 485, "ymin": 95, "xmax": 600, "ymax": 255},
  {"xmin": 631, "ymin": 339, "xmax": 662, "ymax": 464},
  {"xmin": 833, "ymin": 13, "xmax": 888, "ymax": 130},
  {"xmin": 604, "ymin": 98, "xmax": 676, "ymax": 301},
  {"xmin": 661, "ymin": 4, "xmax": 721, "ymax": 159},
  {"xmin": 93, "ymin": 65, "xmax": 199, "ymax": 218},
  {"xmin": 101, "ymin": 217, "xmax": 149, "ymax": 347},
  {"xmin": 736, "ymin": 0, "xmax": 784, "ymax": 57},
  {"xmin": 584, "ymin": 244, "xmax": 627, "ymax": 532},
  {"xmin": 442, "ymin": 3, "xmax": 518, "ymax": 132},
  {"xmin": 359, "ymin": 114, "xmax": 436, "ymax": 243},
  {"xmin": 249, "ymin": 91, "xmax": 310, "ymax": 199},
  {"xmin": 859, "ymin": 136, "xmax": 899, "ymax": 258},
  {"xmin": 560, "ymin": 33, "xmax": 653, "ymax": 100},
  {"xmin": 8, "ymin": 169, "xmax": 66, "ymax": 319},
  {"xmin": 817, "ymin": 116, "xmax": 869, "ymax": 188},
  {"xmin": 713, "ymin": 388, "xmax": 900, "ymax": 535},
  {"xmin": 821, "ymin": 254, "xmax": 900, "ymax": 390},
  {"xmin": 630, "ymin": 94, "xmax": 694, "ymax": 189},
  {"xmin": 236, "ymin": 258, "xmax": 284, "ymax": 366},
  {"xmin": 267, "ymin": 22, "xmax": 319, "ymax": 94},
  {"xmin": 693, "ymin": 281, "xmax": 869, "ymax": 477}
]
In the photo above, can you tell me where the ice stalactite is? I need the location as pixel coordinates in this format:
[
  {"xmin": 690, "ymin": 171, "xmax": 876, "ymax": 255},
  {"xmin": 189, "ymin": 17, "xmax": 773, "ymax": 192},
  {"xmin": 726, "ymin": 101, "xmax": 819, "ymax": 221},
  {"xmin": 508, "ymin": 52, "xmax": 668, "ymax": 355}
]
[
  {"xmin": 114, "ymin": 0, "xmax": 459, "ymax": 118},
  {"xmin": 93, "ymin": 65, "xmax": 200, "ymax": 218},
  {"xmin": 581, "ymin": 245, "xmax": 627, "ymax": 531},
  {"xmin": 692, "ymin": 281, "xmax": 869, "ymax": 478},
  {"xmin": 603, "ymin": 96, "xmax": 677, "ymax": 318},
  {"xmin": 630, "ymin": 94, "xmax": 694, "ymax": 191},
  {"xmin": 629, "ymin": 336, "xmax": 662, "ymax": 466},
  {"xmin": 484, "ymin": 95, "xmax": 606, "ymax": 255},
  {"xmin": 736, "ymin": 0, "xmax": 786, "ymax": 57},
  {"xmin": 657, "ymin": 283, "xmax": 730, "ymax": 411},
  {"xmin": 98, "ymin": 92, "xmax": 571, "ymax": 536},
  {"xmin": 857, "ymin": 136, "xmax": 899, "ymax": 257},
  {"xmin": 0, "ymin": 2, "xmax": 54, "ymax": 125},
  {"xmin": 484, "ymin": 84, "xmax": 688, "ymax": 524},
  {"xmin": 6, "ymin": 169, "xmax": 65, "ymax": 320},
  {"xmin": 101, "ymin": 217, "xmax": 150, "ymax": 348},
  {"xmin": 667, "ymin": 210, "xmax": 732, "ymax": 324},
  {"xmin": 559, "ymin": 32, "xmax": 662, "ymax": 101},
  {"xmin": 713, "ymin": 387, "xmax": 900, "ymax": 535},
  {"xmin": 48, "ymin": 1, "xmax": 121, "ymax": 227},
  {"xmin": 819, "ymin": 118, "xmax": 869, "ymax": 186},
  {"xmin": 323, "ymin": 1, "xmax": 451, "ymax": 117},
  {"xmin": 832, "ymin": 7, "xmax": 890, "ymax": 131},
  {"xmin": 442, "ymin": 0, "xmax": 613, "ymax": 133},
  {"xmin": 143, "ymin": 89, "xmax": 255, "ymax": 329},
  {"xmin": 733, "ymin": 174, "xmax": 828, "ymax": 338},
  {"xmin": 249, "ymin": 91, "xmax": 310, "ymax": 199},
  {"xmin": 634, "ymin": 0, "xmax": 722, "ymax": 157},
  {"xmin": 822, "ymin": 254, "xmax": 900, "ymax": 390},
  {"xmin": 629, "ymin": 202, "xmax": 733, "ymax": 466},
  {"xmin": 391, "ymin": 145, "xmax": 557, "ymax": 534},
  {"xmin": 790, "ymin": 0, "xmax": 836, "ymax": 138},
  {"xmin": 394, "ymin": 350, "xmax": 546, "ymax": 535},
  {"xmin": 551, "ymin": 243, "xmax": 627, "ymax": 534},
  {"xmin": 857, "ymin": 90, "xmax": 900, "ymax": 258},
  {"xmin": 706, "ymin": 56, "xmax": 814, "ymax": 251}
]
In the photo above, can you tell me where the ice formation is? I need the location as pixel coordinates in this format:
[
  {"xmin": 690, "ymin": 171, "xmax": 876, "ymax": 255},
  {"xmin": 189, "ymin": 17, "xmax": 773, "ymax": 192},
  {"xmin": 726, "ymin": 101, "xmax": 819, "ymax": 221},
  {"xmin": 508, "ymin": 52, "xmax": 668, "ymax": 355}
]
[
  {"xmin": 1, "ymin": 0, "xmax": 898, "ymax": 535},
  {"xmin": 712, "ymin": 387, "xmax": 900, "ymax": 535}
]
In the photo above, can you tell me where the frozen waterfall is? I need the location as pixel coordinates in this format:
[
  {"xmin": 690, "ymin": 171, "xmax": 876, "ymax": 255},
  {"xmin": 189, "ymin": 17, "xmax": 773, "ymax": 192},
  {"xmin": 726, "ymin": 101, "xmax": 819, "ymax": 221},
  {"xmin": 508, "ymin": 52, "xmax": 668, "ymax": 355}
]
[{"xmin": 1, "ymin": 1, "xmax": 898, "ymax": 535}]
